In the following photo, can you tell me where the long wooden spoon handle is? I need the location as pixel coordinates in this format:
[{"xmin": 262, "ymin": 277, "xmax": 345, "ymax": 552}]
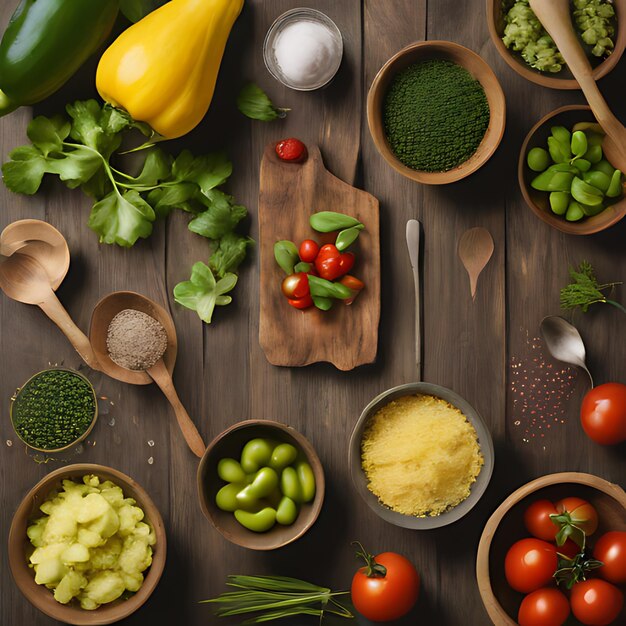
[
  {"xmin": 529, "ymin": 0, "xmax": 626, "ymax": 140},
  {"xmin": 38, "ymin": 294, "xmax": 101, "ymax": 371},
  {"xmin": 148, "ymin": 360, "xmax": 206, "ymax": 458}
]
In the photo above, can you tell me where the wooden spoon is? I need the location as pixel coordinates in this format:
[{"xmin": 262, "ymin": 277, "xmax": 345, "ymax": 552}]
[
  {"xmin": 90, "ymin": 291, "xmax": 206, "ymax": 458},
  {"xmin": 0, "ymin": 252, "xmax": 101, "ymax": 370},
  {"xmin": 529, "ymin": 0, "xmax": 626, "ymax": 171},
  {"xmin": 458, "ymin": 227, "xmax": 494, "ymax": 301}
]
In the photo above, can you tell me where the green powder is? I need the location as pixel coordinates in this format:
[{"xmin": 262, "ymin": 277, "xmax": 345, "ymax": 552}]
[
  {"xmin": 383, "ymin": 59, "xmax": 490, "ymax": 172},
  {"xmin": 11, "ymin": 369, "xmax": 96, "ymax": 450}
]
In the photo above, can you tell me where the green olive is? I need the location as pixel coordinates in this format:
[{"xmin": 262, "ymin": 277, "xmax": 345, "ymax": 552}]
[
  {"xmin": 296, "ymin": 462, "xmax": 316, "ymax": 503},
  {"xmin": 246, "ymin": 467, "xmax": 279, "ymax": 499},
  {"xmin": 583, "ymin": 170, "xmax": 611, "ymax": 193},
  {"xmin": 570, "ymin": 131, "xmax": 588, "ymax": 157},
  {"xmin": 280, "ymin": 467, "xmax": 302, "ymax": 503},
  {"xmin": 269, "ymin": 443, "xmax": 298, "ymax": 471},
  {"xmin": 276, "ymin": 496, "xmax": 298, "ymax": 526},
  {"xmin": 573, "ymin": 158, "xmax": 591, "ymax": 173},
  {"xmin": 527, "ymin": 147, "xmax": 550, "ymax": 172},
  {"xmin": 215, "ymin": 483, "xmax": 245, "ymax": 512},
  {"xmin": 551, "ymin": 126, "xmax": 571, "ymax": 146},
  {"xmin": 592, "ymin": 160, "xmax": 615, "ymax": 178},
  {"xmin": 234, "ymin": 485, "xmax": 260, "ymax": 510},
  {"xmin": 217, "ymin": 458, "xmax": 246, "ymax": 484},
  {"xmin": 606, "ymin": 169, "xmax": 623, "ymax": 198},
  {"xmin": 240, "ymin": 438, "xmax": 274, "ymax": 473},
  {"xmin": 583, "ymin": 144, "xmax": 603, "ymax": 164},
  {"xmin": 234, "ymin": 507, "xmax": 277, "ymax": 533},
  {"xmin": 566, "ymin": 201, "xmax": 585, "ymax": 222},
  {"xmin": 549, "ymin": 191, "xmax": 569, "ymax": 216}
]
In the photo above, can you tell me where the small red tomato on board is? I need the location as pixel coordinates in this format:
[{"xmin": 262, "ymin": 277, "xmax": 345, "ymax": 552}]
[
  {"xmin": 281, "ymin": 273, "xmax": 309, "ymax": 299},
  {"xmin": 504, "ymin": 538, "xmax": 558, "ymax": 593},
  {"xmin": 524, "ymin": 500, "xmax": 559, "ymax": 541},
  {"xmin": 518, "ymin": 588, "xmax": 570, "ymax": 626},
  {"xmin": 315, "ymin": 244, "xmax": 343, "ymax": 281},
  {"xmin": 339, "ymin": 275, "xmax": 365, "ymax": 305},
  {"xmin": 275, "ymin": 138, "xmax": 307, "ymax": 162},
  {"xmin": 594, "ymin": 531, "xmax": 626, "ymax": 584},
  {"xmin": 554, "ymin": 497, "xmax": 599, "ymax": 538},
  {"xmin": 351, "ymin": 544, "xmax": 419, "ymax": 622},
  {"xmin": 580, "ymin": 382, "xmax": 626, "ymax": 445},
  {"xmin": 298, "ymin": 239, "xmax": 319, "ymax": 263},
  {"xmin": 337, "ymin": 251, "xmax": 355, "ymax": 276},
  {"xmin": 287, "ymin": 294, "xmax": 313, "ymax": 310},
  {"xmin": 570, "ymin": 579, "xmax": 623, "ymax": 626}
]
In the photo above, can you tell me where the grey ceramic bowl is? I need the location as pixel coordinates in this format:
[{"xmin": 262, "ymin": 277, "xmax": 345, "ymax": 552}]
[{"xmin": 349, "ymin": 382, "xmax": 494, "ymax": 529}]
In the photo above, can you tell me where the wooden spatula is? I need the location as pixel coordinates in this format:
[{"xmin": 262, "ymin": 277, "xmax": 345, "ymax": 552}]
[{"xmin": 458, "ymin": 227, "xmax": 494, "ymax": 301}]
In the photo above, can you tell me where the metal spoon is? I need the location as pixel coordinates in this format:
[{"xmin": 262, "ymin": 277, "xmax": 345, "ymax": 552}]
[
  {"xmin": 0, "ymin": 220, "xmax": 100, "ymax": 370},
  {"xmin": 406, "ymin": 219, "xmax": 422, "ymax": 381},
  {"xmin": 540, "ymin": 316, "xmax": 593, "ymax": 387},
  {"xmin": 90, "ymin": 291, "xmax": 206, "ymax": 458},
  {"xmin": 458, "ymin": 227, "xmax": 494, "ymax": 301}
]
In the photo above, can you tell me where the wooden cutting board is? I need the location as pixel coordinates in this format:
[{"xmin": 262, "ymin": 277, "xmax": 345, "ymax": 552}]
[{"xmin": 259, "ymin": 143, "xmax": 380, "ymax": 371}]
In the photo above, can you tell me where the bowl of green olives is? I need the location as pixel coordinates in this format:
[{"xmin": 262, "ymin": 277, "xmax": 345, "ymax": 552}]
[
  {"xmin": 519, "ymin": 104, "xmax": 626, "ymax": 235},
  {"xmin": 197, "ymin": 420, "xmax": 325, "ymax": 550}
]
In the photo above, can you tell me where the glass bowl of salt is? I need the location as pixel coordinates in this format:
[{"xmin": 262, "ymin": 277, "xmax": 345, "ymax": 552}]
[{"xmin": 263, "ymin": 8, "xmax": 343, "ymax": 91}]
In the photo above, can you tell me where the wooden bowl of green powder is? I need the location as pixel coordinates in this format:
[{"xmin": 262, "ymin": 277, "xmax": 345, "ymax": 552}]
[
  {"xmin": 10, "ymin": 368, "xmax": 98, "ymax": 453},
  {"xmin": 367, "ymin": 41, "xmax": 506, "ymax": 184}
]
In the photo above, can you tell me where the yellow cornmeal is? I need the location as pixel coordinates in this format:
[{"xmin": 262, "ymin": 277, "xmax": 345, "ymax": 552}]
[{"xmin": 361, "ymin": 394, "xmax": 484, "ymax": 517}]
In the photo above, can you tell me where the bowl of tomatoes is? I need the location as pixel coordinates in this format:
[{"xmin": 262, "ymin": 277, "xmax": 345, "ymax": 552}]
[{"xmin": 476, "ymin": 472, "xmax": 626, "ymax": 626}]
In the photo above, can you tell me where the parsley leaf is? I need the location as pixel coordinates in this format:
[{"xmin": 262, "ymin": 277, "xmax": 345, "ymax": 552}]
[
  {"xmin": 27, "ymin": 116, "xmax": 70, "ymax": 156},
  {"xmin": 210, "ymin": 233, "xmax": 254, "ymax": 278},
  {"xmin": 88, "ymin": 190, "xmax": 155, "ymax": 247},
  {"xmin": 237, "ymin": 83, "xmax": 288, "ymax": 121},
  {"xmin": 188, "ymin": 202, "xmax": 247, "ymax": 240},
  {"xmin": 2, "ymin": 146, "xmax": 49, "ymax": 194},
  {"xmin": 173, "ymin": 262, "xmax": 237, "ymax": 324}
]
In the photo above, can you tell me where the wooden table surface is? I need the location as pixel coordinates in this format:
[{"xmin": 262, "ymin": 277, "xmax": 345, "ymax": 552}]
[{"xmin": 1, "ymin": 1, "xmax": 625, "ymax": 625}]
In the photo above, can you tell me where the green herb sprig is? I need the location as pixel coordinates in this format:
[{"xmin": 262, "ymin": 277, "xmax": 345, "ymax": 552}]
[
  {"xmin": 560, "ymin": 261, "xmax": 625, "ymax": 315},
  {"xmin": 201, "ymin": 575, "xmax": 353, "ymax": 624},
  {"xmin": 237, "ymin": 83, "xmax": 289, "ymax": 121},
  {"xmin": 1, "ymin": 99, "xmax": 253, "ymax": 323}
]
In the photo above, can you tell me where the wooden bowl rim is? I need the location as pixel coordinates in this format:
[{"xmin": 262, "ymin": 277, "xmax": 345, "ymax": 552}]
[
  {"xmin": 366, "ymin": 40, "xmax": 506, "ymax": 185},
  {"xmin": 349, "ymin": 382, "xmax": 495, "ymax": 529},
  {"xmin": 486, "ymin": 0, "xmax": 626, "ymax": 90},
  {"xmin": 518, "ymin": 104, "xmax": 626, "ymax": 235},
  {"xmin": 8, "ymin": 463, "xmax": 167, "ymax": 625},
  {"xmin": 476, "ymin": 472, "xmax": 626, "ymax": 626},
  {"xmin": 9, "ymin": 367, "xmax": 98, "ymax": 453},
  {"xmin": 197, "ymin": 419, "xmax": 325, "ymax": 551}
]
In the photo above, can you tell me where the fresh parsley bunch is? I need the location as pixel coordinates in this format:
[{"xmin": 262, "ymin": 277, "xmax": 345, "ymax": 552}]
[{"xmin": 1, "ymin": 99, "xmax": 252, "ymax": 323}]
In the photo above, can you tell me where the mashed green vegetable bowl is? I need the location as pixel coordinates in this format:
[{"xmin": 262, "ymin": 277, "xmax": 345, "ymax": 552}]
[{"xmin": 8, "ymin": 464, "xmax": 166, "ymax": 625}]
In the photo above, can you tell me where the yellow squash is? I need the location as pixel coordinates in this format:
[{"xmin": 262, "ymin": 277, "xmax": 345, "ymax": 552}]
[{"xmin": 96, "ymin": 0, "xmax": 244, "ymax": 139}]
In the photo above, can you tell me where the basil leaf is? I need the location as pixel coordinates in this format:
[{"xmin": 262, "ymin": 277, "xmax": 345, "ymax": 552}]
[{"xmin": 237, "ymin": 83, "xmax": 288, "ymax": 121}]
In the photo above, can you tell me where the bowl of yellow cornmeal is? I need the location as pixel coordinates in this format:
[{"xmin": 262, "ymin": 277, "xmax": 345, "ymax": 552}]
[{"xmin": 349, "ymin": 382, "xmax": 494, "ymax": 529}]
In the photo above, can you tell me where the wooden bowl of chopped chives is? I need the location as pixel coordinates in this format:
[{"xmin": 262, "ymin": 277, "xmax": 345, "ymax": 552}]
[
  {"xmin": 349, "ymin": 382, "xmax": 494, "ymax": 529},
  {"xmin": 10, "ymin": 368, "xmax": 98, "ymax": 453},
  {"xmin": 366, "ymin": 40, "xmax": 506, "ymax": 185},
  {"xmin": 487, "ymin": 0, "xmax": 626, "ymax": 90}
]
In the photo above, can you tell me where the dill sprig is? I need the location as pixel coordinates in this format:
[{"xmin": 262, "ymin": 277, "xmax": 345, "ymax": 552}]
[
  {"xmin": 201, "ymin": 575, "xmax": 353, "ymax": 624},
  {"xmin": 560, "ymin": 261, "xmax": 625, "ymax": 314}
]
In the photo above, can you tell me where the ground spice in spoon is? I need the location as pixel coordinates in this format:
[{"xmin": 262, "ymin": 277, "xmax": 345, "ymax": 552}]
[{"xmin": 106, "ymin": 309, "xmax": 168, "ymax": 371}]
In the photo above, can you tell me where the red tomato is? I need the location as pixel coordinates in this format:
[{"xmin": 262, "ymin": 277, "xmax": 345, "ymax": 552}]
[
  {"xmin": 339, "ymin": 275, "xmax": 365, "ymax": 305},
  {"xmin": 275, "ymin": 138, "xmax": 307, "ymax": 162},
  {"xmin": 298, "ymin": 239, "xmax": 319, "ymax": 263},
  {"xmin": 558, "ymin": 538, "xmax": 581, "ymax": 560},
  {"xmin": 505, "ymin": 538, "xmax": 558, "ymax": 593},
  {"xmin": 524, "ymin": 500, "xmax": 559, "ymax": 541},
  {"xmin": 351, "ymin": 549, "xmax": 420, "ymax": 622},
  {"xmin": 594, "ymin": 531, "xmax": 626, "ymax": 584},
  {"xmin": 337, "ymin": 252, "xmax": 355, "ymax": 276},
  {"xmin": 281, "ymin": 273, "xmax": 309, "ymax": 299},
  {"xmin": 580, "ymin": 382, "xmax": 626, "ymax": 445},
  {"xmin": 315, "ymin": 244, "xmax": 343, "ymax": 281},
  {"xmin": 570, "ymin": 579, "xmax": 623, "ymax": 625},
  {"xmin": 287, "ymin": 294, "xmax": 313, "ymax": 310},
  {"xmin": 555, "ymin": 497, "xmax": 599, "ymax": 537},
  {"xmin": 518, "ymin": 588, "xmax": 570, "ymax": 626}
]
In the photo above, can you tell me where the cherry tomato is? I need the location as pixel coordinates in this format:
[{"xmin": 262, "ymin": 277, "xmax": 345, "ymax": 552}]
[
  {"xmin": 281, "ymin": 273, "xmax": 309, "ymax": 299},
  {"xmin": 558, "ymin": 538, "xmax": 581, "ymax": 560},
  {"xmin": 524, "ymin": 500, "xmax": 559, "ymax": 541},
  {"xmin": 580, "ymin": 382, "xmax": 626, "ymax": 445},
  {"xmin": 275, "ymin": 138, "xmax": 307, "ymax": 162},
  {"xmin": 340, "ymin": 275, "xmax": 365, "ymax": 305},
  {"xmin": 570, "ymin": 579, "xmax": 623, "ymax": 625},
  {"xmin": 298, "ymin": 239, "xmax": 319, "ymax": 263},
  {"xmin": 351, "ymin": 546, "xmax": 419, "ymax": 622},
  {"xmin": 518, "ymin": 588, "xmax": 570, "ymax": 626},
  {"xmin": 555, "ymin": 497, "xmax": 598, "ymax": 537},
  {"xmin": 505, "ymin": 538, "xmax": 558, "ymax": 593},
  {"xmin": 594, "ymin": 531, "xmax": 626, "ymax": 584},
  {"xmin": 315, "ymin": 244, "xmax": 343, "ymax": 281},
  {"xmin": 337, "ymin": 252, "xmax": 355, "ymax": 276},
  {"xmin": 287, "ymin": 294, "xmax": 313, "ymax": 310}
]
